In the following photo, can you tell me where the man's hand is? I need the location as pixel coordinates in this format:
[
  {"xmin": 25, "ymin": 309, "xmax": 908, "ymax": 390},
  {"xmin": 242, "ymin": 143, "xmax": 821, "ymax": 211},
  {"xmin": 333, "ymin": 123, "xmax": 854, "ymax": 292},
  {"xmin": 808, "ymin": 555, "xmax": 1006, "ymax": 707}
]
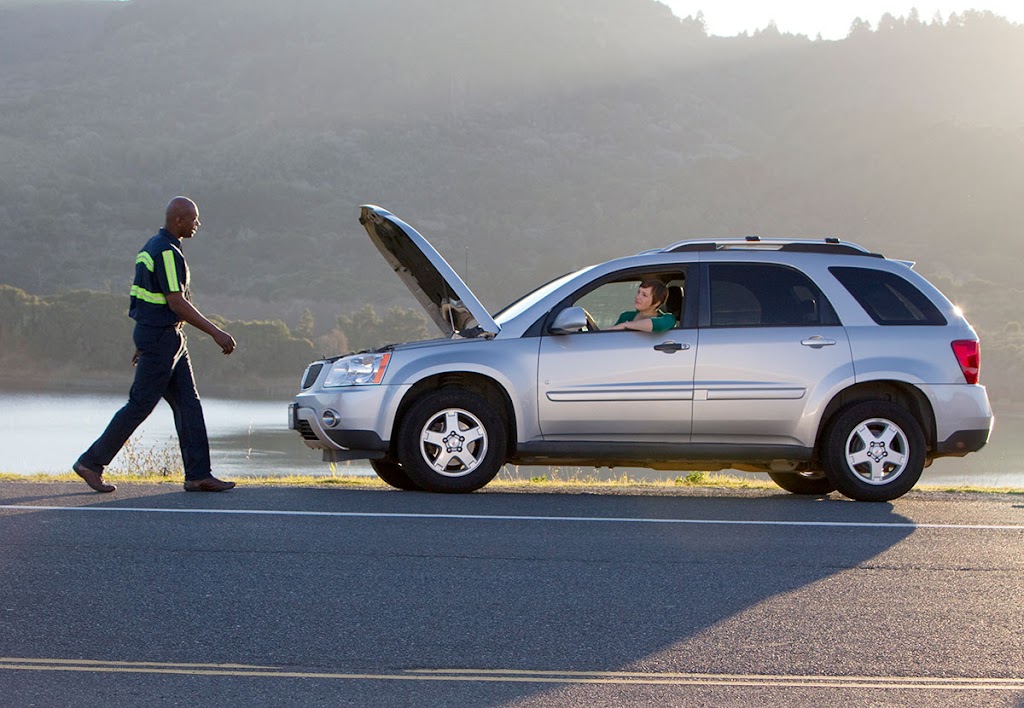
[
  {"xmin": 214, "ymin": 330, "xmax": 236, "ymax": 355},
  {"xmin": 167, "ymin": 292, "xmax": 237, "ymax": 355},
  {"xmin": 132, "ymin": 349, "xmax": 141, "ymax": 366}
]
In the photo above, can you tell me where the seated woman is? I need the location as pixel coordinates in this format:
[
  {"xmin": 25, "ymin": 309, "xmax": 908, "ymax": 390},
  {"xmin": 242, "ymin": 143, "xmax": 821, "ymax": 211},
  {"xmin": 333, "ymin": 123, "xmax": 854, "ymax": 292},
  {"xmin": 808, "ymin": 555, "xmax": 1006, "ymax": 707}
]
[{"xmin": 608, "ymin": 279, "xmax": 676, "ymax": 333}]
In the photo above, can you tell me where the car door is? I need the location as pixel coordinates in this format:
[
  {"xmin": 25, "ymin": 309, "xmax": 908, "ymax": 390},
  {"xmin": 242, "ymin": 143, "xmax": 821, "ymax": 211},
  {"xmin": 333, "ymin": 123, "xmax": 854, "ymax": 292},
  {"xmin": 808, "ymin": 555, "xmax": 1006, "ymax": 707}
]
[
  {"xmin": 537, "ymin": 274, "xmax": 695, "ymax": 440},
  {"xmin": 691, "ymin": 262, "xmax": 853, "ymax": 446}
]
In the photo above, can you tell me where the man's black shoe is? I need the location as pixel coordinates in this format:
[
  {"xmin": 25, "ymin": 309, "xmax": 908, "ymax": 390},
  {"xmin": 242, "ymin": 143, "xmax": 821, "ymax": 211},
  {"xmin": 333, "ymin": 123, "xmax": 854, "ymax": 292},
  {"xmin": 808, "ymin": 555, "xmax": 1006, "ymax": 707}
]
[
  {"xmin": 183, "ymin": 476, "xmax": 236, "ymax": 492},
  {"xmin": 73, "ymin": 461, "xmax": 116, "ymax": 493}
]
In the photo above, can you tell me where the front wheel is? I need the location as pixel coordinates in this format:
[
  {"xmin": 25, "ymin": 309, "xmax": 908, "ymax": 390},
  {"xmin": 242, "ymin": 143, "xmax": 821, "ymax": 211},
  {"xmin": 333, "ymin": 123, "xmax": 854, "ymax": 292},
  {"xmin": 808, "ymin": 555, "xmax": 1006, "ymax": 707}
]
[
  {"xmin": 370, "ymin": 458, "xmax": 422, "ymax": 491},
  {"xmin": 823, "ymin": 401, "xmax": 925, "ymax": 502},
  {"xmin": 767, "ymin": 470, "xmax": 836, "ymax": 496},
  {"xmin": 397, "ymin": 389, "xmax": 507, "ymax": 493}
]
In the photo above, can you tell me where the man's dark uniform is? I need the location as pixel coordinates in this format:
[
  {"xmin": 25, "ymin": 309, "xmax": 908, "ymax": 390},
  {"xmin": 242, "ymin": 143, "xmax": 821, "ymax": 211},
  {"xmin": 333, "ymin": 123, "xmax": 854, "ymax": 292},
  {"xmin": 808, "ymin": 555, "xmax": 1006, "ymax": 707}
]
[{"xmin": 76, "ymin": 228, "xmax": 212, "ymax": 480}]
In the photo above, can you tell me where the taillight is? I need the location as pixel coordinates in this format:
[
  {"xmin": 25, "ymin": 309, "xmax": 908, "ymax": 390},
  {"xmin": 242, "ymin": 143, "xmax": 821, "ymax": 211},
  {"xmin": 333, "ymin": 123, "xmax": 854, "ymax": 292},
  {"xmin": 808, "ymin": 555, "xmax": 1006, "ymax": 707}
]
[{"xmin": 951, "ymin": 340, "xmax": 980, "ymax": 384}]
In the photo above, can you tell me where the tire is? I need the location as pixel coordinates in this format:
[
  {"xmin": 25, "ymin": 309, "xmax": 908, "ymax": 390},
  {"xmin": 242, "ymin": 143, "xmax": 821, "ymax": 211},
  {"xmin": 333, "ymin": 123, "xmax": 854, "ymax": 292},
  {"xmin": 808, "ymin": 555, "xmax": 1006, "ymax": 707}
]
[
  {"xmin": 396, "ymin": 389, "xmax": 507, "ymax": 493},
  {"xmin": 767, "ymin": 470, "xmax": 837, "ymax": 496},
  {"xmin": 822, "ymin": 401, "xmax": 925, "ymax": 502},
  {"xmin": 370, "ymin": 458, "xmax": 422, "ymax": 491}
]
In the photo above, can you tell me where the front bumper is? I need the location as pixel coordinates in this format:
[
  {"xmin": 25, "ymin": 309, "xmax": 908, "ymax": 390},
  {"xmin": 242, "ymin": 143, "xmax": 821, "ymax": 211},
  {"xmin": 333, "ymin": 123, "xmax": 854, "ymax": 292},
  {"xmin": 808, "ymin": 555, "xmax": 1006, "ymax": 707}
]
[
  {"xmin": 289, "ymin": 384, "xmax": 407, "ymax": 461},
  {"xmin": 290, "ymin": 402, "xmax": 387, "ymax": 458}
]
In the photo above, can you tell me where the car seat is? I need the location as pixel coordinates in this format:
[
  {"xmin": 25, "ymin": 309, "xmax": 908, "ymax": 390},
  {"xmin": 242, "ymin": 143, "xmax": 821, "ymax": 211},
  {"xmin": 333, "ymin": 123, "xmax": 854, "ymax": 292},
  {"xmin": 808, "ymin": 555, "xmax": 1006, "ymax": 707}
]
[{"xmin": 665, "ymin": 285, "xmax": 684, "ymax": 326}]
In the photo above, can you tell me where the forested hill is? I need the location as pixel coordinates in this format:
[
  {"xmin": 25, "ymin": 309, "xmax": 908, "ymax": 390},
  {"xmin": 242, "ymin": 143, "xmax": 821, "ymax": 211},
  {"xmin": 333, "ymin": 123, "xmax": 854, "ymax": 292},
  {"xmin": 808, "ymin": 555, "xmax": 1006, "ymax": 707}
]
[{"xmin": 1, "ymin": 0, "xmax": 1022, "ymax": 330}]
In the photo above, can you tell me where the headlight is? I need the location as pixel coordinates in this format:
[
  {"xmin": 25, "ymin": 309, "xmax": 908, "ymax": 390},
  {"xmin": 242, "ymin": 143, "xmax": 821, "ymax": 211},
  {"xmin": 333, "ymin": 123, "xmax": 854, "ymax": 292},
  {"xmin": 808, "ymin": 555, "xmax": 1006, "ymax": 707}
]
[{"xmin": 323, "ymin": 352, "xmax": 391, "ymax": 388}]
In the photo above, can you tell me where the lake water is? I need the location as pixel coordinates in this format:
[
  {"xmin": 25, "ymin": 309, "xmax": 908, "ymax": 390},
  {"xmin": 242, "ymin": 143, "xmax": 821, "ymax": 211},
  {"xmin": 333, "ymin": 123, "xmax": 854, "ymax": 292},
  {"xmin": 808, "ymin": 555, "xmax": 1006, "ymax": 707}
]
[
  {"xmin": 0, "ymin": 392, "xmax": 349, "ymax": 479},
  {"xmin": 1, "ymin": 391, "xmax": 1021, "ymax": 488}
]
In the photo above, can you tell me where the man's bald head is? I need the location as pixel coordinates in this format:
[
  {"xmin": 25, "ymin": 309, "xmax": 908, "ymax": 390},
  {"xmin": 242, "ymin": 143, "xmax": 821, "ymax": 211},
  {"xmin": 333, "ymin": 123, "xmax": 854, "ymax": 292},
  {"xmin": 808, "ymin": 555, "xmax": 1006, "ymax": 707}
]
[{"xmin": 164, "ymin": 196, "xmax": 201, "ymax": 239}]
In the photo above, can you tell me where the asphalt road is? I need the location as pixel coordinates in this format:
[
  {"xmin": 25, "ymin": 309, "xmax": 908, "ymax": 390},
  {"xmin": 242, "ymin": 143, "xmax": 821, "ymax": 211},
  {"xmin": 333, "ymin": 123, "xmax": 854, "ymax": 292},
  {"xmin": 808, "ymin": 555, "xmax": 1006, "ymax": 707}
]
[{"xmin": 0, "ymin": 481, "xmax": 1021, "ymax": 707}]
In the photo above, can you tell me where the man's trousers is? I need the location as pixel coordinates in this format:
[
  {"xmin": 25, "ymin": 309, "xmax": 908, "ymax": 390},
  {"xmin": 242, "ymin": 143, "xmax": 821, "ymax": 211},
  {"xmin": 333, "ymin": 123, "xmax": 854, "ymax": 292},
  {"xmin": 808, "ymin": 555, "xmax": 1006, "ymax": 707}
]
[{"xmin": 78, "ymin": 323, "xmax": 211, "ymax": 481}]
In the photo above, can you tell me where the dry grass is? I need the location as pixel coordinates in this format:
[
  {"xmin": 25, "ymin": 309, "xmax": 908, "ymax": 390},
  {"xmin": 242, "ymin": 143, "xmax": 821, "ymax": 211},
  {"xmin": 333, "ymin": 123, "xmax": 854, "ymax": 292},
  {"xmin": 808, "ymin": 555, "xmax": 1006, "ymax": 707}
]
[
  {"xmin": 107, "ymin": 437, "xmax": 183, "ymax": 478},
  {"xmin": 2, "ymin": 468, "xmax": 1020, "ymax": 496},
  {"xmin": 2, "ymin": 445, "xmax": 1020, "ymax": 494}
]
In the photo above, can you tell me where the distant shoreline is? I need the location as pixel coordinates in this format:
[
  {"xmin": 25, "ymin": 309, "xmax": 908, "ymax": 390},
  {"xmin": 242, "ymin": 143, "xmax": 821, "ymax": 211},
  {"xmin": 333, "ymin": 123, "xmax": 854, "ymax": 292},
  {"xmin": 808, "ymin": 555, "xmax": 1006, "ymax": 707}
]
[{"xmin": 0, "ymin": 364, "xmax": 295, "ymax": 401}]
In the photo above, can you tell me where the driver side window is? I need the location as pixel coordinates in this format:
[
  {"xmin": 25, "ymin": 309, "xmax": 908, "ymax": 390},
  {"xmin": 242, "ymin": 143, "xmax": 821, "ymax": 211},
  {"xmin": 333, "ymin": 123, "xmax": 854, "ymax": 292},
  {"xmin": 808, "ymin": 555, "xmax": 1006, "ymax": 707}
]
[
  {"xmin": 571, "ymin": 271, "xmax": 687, "ymax": 332},
  {"xmin": 575, "ymin": 281, "xmax": 643, "ymax": 330}
]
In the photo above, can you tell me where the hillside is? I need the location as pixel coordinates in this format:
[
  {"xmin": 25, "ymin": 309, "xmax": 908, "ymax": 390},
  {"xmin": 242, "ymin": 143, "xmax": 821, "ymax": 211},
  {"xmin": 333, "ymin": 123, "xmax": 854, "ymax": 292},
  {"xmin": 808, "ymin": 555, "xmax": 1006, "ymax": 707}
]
[{"xmin": 0, "ymin": 0, "xmax": 1021, "ymax": 329}]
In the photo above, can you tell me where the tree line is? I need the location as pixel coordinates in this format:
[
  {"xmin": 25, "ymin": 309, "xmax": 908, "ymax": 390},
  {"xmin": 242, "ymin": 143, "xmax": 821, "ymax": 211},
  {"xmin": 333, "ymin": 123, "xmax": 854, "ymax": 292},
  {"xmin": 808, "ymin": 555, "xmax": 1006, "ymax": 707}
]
[
  {"xmin": 0, "ymin": 284, "xmax": 429, "ymax": 397},
  {"xmin": 0, "ymin": 281, "xmax": 1019, "ymax": 405}
]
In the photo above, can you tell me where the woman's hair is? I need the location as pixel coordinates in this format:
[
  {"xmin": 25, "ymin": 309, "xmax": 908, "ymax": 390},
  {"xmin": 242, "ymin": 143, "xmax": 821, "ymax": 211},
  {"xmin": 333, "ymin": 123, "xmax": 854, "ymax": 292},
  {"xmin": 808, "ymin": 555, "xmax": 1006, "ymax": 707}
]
[{"xmin": 639, "ymin": 279, "xmax": 668, "ymax": 309}]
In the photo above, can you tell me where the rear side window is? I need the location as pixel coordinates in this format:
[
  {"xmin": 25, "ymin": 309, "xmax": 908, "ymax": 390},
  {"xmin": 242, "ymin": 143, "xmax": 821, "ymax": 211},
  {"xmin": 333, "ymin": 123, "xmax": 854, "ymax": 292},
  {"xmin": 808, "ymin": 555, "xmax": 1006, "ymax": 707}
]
[
  {"xmin": 707, "ymin": 264, "xmax": 838, "ymax": 327},
  {"xmin": 830, "ymin": 266, "xmax": 946, "ymax": 326}
]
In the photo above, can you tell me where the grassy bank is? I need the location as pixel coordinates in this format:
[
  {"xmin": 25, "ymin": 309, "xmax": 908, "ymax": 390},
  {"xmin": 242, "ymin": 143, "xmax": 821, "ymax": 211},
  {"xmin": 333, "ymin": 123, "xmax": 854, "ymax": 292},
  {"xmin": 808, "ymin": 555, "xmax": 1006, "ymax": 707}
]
[{"xmin": 2, "ymin": 471, "xmax": 1021, "ymax": 497}]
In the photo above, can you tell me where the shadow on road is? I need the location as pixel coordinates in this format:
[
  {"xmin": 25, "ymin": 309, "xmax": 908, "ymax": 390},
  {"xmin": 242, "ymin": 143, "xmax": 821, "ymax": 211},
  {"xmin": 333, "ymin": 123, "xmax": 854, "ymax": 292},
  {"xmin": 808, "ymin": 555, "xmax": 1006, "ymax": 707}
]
[{"xmin": 0, "ymin": 484, "xmax": 920, "ymax": 704}]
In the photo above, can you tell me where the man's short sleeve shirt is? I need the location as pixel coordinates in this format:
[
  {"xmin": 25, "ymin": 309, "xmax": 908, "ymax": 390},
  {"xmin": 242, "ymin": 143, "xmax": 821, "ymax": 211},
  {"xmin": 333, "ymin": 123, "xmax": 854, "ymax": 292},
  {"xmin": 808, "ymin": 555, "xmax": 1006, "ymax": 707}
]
[{"xmin": 129, "ymin": 228, "xmax": 190, "ymax": 327}]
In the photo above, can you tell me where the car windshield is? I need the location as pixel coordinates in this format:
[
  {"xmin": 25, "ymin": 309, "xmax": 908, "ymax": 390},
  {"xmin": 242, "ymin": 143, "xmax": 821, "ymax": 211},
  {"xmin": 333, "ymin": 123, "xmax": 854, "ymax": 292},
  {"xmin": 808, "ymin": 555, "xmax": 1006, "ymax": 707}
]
[{"xmin": 493, "ymin": 266, "xmax": 596, "ymax": 325}]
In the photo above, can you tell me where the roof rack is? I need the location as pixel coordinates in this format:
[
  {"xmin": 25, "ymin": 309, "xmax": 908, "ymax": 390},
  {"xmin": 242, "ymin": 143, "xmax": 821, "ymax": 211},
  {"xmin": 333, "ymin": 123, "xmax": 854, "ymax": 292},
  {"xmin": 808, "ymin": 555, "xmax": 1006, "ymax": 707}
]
[{"xmin": 657, "ymin": 237, "xmax": 883, "ymax": 258}]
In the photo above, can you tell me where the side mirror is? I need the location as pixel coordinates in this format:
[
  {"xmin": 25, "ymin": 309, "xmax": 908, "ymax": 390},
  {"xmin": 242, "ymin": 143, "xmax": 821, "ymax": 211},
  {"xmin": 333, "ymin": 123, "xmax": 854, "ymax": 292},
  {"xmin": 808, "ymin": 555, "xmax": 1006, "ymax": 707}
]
[{"xmin": 549, "ymin": 307, "xmax": 589, "ymax": 334}]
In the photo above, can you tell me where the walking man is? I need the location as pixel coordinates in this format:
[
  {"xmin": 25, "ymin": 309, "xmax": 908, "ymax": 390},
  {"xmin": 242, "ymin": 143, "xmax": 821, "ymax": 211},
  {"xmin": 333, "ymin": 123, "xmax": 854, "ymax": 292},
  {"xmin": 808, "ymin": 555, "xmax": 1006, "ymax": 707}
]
[{"xmin": 73, "ymin": 196, "xmax": 238, "ymax": 493}]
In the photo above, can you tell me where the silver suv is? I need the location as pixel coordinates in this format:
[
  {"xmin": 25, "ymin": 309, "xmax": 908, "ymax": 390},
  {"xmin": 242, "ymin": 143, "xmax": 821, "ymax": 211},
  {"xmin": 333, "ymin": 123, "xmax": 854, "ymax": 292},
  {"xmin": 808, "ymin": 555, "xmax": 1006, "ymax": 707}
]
[{"xmin": 290, "ymin": 206, "xmax": 992, "ymax": 501}]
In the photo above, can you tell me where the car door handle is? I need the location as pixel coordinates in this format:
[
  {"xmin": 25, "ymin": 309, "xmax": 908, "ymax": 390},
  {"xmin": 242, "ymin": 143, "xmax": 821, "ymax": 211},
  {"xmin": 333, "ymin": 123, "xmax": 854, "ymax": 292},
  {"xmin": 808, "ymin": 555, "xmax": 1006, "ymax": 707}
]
[
  {"xmin": 801, "ymin": 336, "xmax": 837, "ymax": 348},
  {"xmin": 653, "ymin": 341, "xmax": 690, "ymax": 353}
]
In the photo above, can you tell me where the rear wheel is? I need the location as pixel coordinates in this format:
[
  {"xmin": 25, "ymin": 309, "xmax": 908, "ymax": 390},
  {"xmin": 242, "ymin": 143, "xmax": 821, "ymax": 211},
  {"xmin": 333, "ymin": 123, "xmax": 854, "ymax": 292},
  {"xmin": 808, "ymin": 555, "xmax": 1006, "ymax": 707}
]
[
  {"xmin": 767, "ymin": 470, "xmax": 836, "ymax": 496},
  {"xmin": 397, "ymin": 389, "xmax": 507, "ymax": 493},
  {"xmin": 823, "ymin": 401, "xmax": 925, "ymax": 502},
  {"xmin": 370, "ymin": 458, "xmax": 422, "ymax": 491}
]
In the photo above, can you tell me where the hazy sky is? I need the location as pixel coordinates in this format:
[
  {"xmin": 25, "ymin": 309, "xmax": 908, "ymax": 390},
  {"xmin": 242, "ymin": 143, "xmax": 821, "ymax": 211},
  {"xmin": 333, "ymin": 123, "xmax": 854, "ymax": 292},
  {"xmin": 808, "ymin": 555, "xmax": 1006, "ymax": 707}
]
[{"xmin": 663, "ymin": 2, "xmax": 1023, "ymax": 38}]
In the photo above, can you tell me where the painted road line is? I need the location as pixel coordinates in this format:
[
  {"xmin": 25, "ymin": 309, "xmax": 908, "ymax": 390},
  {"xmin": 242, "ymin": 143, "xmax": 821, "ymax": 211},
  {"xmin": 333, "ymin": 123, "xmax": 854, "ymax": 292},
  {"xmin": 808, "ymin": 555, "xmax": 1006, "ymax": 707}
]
[
  {"xmin": 0, "ymin": 657, "xmax": 278, "ymax": 669},
  {"xmin": 0, "ymin": 658, "xmax": 1021, "ymax": 689},
  {"xmin": 413, "ymin": 668, "xmax": 1024, "ymax": 685},
  {"xmin": 0, "ymin": 504, "xmax": 1022, "ymax": 530}
]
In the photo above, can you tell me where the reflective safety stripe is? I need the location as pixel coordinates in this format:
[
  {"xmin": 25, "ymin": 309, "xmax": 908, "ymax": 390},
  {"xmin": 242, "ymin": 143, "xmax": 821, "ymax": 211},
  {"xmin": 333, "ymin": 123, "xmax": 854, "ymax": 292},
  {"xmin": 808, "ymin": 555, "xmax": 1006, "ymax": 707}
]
[
  {"xmin": 130, "ymin": 285, "xmax": 167, "ymax": 305},
  {"xmin": 162, "ymin": 250, "xmax": 180, "ymax": 292},
  {"xmin": 135, "ymin": 252, "xmax": 155, "ymax": 272}
]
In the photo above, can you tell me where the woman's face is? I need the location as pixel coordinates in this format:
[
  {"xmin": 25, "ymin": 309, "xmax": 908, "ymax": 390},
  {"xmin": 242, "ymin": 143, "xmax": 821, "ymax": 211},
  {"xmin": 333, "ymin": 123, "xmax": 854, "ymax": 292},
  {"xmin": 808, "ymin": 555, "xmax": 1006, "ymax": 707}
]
[{"xmin": 634, "ymin": 285, "xmax": 656, "ymax": 313}]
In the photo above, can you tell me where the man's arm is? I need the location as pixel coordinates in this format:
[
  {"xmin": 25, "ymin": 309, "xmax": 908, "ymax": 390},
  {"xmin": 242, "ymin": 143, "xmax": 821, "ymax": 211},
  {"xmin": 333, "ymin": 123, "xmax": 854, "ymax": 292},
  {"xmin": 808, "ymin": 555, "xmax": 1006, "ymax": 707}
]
[{"xmin": 166, "ymin": 292, "xmax": 236, "ymax": 354}]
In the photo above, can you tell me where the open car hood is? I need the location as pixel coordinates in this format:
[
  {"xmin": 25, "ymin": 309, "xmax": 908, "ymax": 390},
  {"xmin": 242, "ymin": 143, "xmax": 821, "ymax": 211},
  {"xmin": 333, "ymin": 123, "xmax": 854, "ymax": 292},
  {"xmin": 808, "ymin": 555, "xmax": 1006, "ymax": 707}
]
[{"xmin": 359, "ymin": 205, "xmax": 499, "ymax": 338}]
